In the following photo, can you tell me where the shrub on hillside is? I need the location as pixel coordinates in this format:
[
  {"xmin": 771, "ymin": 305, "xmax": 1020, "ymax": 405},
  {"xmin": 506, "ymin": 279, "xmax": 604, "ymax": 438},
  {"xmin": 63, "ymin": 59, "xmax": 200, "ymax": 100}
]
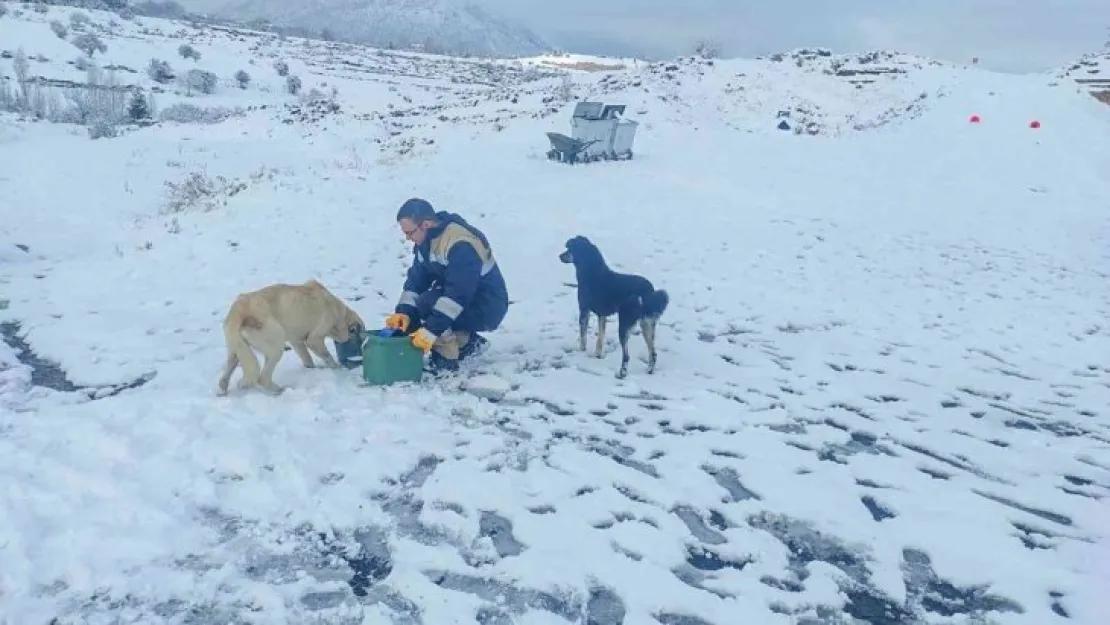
[
  {"xmin": 147, "ymin": 58, "xmax": 174, "ymax": 83},
  {"xmin": 127, "ymin": 89, "xmax": 151, "ymax": 121},
  {"xmin": 234, "ymin": 69, "xmax": 250, "ymax": 89},
  {"xmin": 50, "ymin": 19, "xmax": 68, "ymax": 38},
  {"xmin": 72, "ymin": 32, "xmax": 107, "ymax": 57},
  {"xmin": 159, "ymin": 102, "xmax": 243, "ymax": 124},
  {"xmin": 88, "ymin": 119, "xmax": 118, "ymax": 139},
  {"xmin": 0, "ymin": 2, "xmax": 8, "ymax": 18},
  {"xmin": 178, "ymin": 43, "xmax": 201, "ymax": 61},
  {"xmin": 183, "ymin": 68, "xmax": 217, "ymax": 95},
  {"xmin": 162, "ymin": 171, "xmax": 248, "ymax": 214},
  {"xmin": 69, "ymin": 11, "xmax": 90, "ymax": 29},
  {"xmin": 273, "ymin": 59, "xmax": 289, "ymax": 76},
  {"xmin": 285, "ymin": 74, "xmax": 301, "ymax": 95},
  {"xmin": 554, "ymin": 74, "xmax": 574, "ymax": 102}
]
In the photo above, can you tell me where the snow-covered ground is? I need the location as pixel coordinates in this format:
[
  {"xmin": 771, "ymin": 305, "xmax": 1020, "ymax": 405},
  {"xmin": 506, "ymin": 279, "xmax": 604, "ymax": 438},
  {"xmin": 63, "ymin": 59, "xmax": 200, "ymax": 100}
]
[
  {"xmin": 2, "ymin": 5, "xmax": 1110, "ymax": 625},
  {"xmin": 1054, "ymin": 44, "xmax": 1110, "ymax": 84}
]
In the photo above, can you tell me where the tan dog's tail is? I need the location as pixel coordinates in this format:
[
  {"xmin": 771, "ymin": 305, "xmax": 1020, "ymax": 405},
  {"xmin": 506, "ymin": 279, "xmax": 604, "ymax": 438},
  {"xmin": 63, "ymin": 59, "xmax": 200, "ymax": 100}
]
[{"xmin": 219, "ymin": 298, "xmax": 263, "ymax": 392}]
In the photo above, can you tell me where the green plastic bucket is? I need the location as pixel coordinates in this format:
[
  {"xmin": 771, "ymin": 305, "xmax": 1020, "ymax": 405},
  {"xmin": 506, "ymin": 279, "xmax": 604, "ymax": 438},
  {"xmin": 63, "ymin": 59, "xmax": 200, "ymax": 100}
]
[{"xmin": 362, "ymin": 329, "xmax": 424, "ymax": 385}]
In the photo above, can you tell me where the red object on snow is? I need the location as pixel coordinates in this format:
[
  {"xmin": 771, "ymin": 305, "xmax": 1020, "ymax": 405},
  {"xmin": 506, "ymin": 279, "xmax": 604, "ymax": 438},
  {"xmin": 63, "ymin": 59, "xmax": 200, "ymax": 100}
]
[
  {"xmin": 969, "ymin": 114, "xmax": 981, "ymax": 123},
  {"xmin": 1029, "ymin": 120, "xmax": 1041, "ymax": 129}
]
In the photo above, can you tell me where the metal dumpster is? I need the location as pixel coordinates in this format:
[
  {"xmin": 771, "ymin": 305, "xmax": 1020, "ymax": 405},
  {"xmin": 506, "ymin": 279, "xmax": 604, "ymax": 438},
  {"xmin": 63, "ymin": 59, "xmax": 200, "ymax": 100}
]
[
  {"xmin": 555, "ymin": 101, "xmax": 635, "ymax": 162},
  {"xmin": 609, "ymin": 119, "xmax": 637, "ymax": 159},
  {"xmin": 570, "ymin": 102, "xmax": 615, "ymax": 160}
]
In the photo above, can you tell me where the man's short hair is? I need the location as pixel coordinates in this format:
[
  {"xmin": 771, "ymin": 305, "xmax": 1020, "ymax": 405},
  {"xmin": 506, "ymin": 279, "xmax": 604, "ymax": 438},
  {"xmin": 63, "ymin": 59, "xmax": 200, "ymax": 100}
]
[{"xmin": 396, "ymin": 198, "xmax": 437, "ymax": 223}]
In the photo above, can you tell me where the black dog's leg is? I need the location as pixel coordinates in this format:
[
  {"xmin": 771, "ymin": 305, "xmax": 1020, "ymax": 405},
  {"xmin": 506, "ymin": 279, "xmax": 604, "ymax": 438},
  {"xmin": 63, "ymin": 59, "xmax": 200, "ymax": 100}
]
[
  {"xmin": 578, "ymin": 308, "xmax": 590, "ymax": 352},
  {"xmin": 595, "ymin": 315, "xmax": 607, "ymax": 358},
  {"xmin": 639, "ymin": 318, "xmax": 658, "ymax": 373},
  {"xmin": 616, "ymin": 312, "xmax": 634, "ymax": 379}
]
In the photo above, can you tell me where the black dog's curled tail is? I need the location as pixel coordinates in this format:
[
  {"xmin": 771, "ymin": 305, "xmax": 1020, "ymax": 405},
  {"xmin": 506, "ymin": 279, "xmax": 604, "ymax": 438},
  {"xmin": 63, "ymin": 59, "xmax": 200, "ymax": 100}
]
[{"xmin": 642, "ymin": 289, "xmax": 669, "ymax": 319}]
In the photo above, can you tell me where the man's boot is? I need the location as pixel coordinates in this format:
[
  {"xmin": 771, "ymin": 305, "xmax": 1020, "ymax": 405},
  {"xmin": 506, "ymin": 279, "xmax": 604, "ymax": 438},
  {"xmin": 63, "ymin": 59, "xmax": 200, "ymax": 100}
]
[
  {"xmin": 458, "ymin": 333, "xmax": 489, "ymax": 361},
  {"xmin": 426, "ymin": 330, "xmax": 463, "ymax": 376},
  {"xmin": 426, "ymin": 351, "xmax": 460, "ymax": 375}
]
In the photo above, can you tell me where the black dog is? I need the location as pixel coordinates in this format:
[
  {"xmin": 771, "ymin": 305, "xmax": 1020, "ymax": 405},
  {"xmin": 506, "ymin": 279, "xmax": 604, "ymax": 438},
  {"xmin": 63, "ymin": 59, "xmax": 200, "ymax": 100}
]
[{"xmin": 559, "ymin": 235, "xmax": 669, "ymax": 378}]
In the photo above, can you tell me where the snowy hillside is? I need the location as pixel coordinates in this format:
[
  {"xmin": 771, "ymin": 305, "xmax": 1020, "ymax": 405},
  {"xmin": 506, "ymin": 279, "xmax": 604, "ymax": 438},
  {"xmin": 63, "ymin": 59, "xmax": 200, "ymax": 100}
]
[
  {"xmin": 1054, "ymin": 44, "xmax": 1110, "ymax": 103},
  {"xmin": 3, "ymin": 5, "xmax": 1110, "ymax": 625},
  {"xmin": 191, "ymin": 0, "xmax": 550, "ymax": 57}
]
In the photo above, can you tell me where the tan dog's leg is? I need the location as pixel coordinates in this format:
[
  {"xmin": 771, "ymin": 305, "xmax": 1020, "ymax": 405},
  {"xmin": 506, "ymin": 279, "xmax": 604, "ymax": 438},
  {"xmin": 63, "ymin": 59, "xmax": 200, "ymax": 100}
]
[
  {"xmin": 243, "ymin": 322, "xmax": 287, "ymax": 393},
  {"xmin": 257, "ymin": 346, "xmax": 286, "ymax": 394},
  {"xmin": 292, "ymin": 340, "xmax": 315, "ymax": 368},
  {"xmin": 595, "ymin": 316, "xmax": 607, "ymax": 358},
  {"xmin": 306, "ymin": 330, "xmax": 342, "ymax": 368},
  {"xmin": 217, "ymin": 351, "xmax": 238, "ymax": 396},
  {"xmin": 219, "ymin": 303, "xmax": 258, "ymax": 395}
]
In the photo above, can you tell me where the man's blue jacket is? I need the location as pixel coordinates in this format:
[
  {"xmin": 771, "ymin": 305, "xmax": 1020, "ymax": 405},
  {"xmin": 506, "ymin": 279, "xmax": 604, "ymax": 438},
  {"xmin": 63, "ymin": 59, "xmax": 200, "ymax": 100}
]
[{"xmin": 395, "ymin": 211, "xmax": 508, "ymax": 337}]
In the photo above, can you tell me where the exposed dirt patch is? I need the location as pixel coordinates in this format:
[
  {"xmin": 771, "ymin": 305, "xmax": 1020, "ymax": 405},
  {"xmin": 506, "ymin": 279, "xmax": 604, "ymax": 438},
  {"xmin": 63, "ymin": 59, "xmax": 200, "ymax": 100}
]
[{"xmin": 539, "ymin": 60, "xmax": 627, "ymax": 72}]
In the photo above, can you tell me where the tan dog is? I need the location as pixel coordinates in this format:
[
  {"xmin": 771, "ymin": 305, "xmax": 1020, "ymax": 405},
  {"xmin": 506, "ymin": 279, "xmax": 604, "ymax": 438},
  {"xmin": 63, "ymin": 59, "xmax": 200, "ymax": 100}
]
[{"xmin": 217, "ymin": 279, "xmax": 365, "ymax": 395}]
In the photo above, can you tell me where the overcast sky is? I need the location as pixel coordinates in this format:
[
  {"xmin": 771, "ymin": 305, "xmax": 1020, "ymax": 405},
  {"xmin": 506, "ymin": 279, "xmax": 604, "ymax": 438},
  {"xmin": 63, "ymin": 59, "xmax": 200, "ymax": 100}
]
[{"xmin": 477, "ymin": 0, "xmax": 1109, "ymax": 72}]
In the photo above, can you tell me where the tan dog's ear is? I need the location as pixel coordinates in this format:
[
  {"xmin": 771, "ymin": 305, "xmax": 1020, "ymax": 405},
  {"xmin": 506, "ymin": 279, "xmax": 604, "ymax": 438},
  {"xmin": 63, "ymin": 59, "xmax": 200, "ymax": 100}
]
[
  {"xmin": 346, "ymin": 309, "xmax": 365, "ymax": 333},
  {"xmin": 349, "ymin": 309, "xmax": 364, "ymax": 330},
  {"xmin": 334, "ymin": 322, "xmax": 350, "ymax": 343}
]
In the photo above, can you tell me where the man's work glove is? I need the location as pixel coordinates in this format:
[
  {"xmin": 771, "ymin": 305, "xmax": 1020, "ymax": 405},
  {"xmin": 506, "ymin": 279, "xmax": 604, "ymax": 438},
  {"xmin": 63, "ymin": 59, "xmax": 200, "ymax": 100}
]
[
  {"xmin": 384, "ymin": 313, "xmax": 410, "ymax": 332},
  {"xmin": 411, "ymin": 328, "xmax": 436, "ymax": 353}
]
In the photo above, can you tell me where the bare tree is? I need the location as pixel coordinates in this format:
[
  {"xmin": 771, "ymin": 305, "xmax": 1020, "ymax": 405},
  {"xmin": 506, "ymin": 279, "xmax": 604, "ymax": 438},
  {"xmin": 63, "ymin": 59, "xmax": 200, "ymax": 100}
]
[
  {"xmin": 13, "ymin": 48, "xmax": 30, "ymax": 110},
  {"xmin": 694, "ymin": 39, "xmax": 721, "ymax": 59}
]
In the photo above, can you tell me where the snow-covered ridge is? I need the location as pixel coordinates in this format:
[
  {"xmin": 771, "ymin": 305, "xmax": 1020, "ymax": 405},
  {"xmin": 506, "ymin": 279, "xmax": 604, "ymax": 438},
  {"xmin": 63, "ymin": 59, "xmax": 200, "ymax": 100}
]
[
  {"xmin": 1053, "ymin": 46, "xmax": 1110, "ymax": 102},
  {"xmin": 194, "ymin": 0, "xmax": 550, "ymax": 57},
  {"xmin": 2, "ymin": 3, "xmax": 1105, "ymax": 147}
]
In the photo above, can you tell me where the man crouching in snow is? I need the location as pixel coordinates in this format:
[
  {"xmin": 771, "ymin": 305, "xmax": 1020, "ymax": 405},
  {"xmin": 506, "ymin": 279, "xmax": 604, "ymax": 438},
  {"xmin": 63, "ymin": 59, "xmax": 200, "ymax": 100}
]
[{"xmin": 385, "ymin": 198, "xmax": 509, "ymax": 374}]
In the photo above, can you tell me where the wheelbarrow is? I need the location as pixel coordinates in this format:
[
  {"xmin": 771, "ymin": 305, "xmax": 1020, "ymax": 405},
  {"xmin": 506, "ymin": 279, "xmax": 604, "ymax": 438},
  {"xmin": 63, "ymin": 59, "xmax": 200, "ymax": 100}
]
[{"xmin": 545, "ymin": 132, "xmax": 598, "ymax": 165}]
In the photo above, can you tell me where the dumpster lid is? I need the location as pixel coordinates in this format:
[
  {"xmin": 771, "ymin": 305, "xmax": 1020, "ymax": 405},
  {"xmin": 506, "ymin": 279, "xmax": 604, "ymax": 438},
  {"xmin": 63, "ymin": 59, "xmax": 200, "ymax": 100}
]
[{"xmin": 572, "ymin": 101, "xmax": 605, "ymax": 119}]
